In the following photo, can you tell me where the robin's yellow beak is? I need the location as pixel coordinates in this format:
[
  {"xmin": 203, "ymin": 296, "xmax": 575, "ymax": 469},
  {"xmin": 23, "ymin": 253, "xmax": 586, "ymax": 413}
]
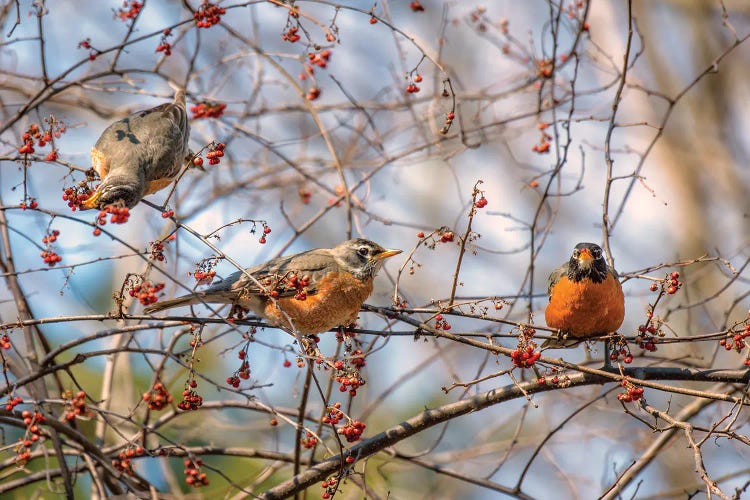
[
  {"xmin": 374, "ymin": 249, "xmax": 402, "ymax": 260},
  {"xmin": 577, "ymin": 248, "xmax": 593, "ymax": 261},
  {"xmin": 81, "ymin": 190, "xmax": 102, "ymax": 210}
]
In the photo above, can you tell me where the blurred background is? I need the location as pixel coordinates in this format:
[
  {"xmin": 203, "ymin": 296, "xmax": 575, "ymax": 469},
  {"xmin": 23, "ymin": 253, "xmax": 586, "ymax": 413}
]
[{"xmin": 1, "ymin": 0, "xmax": 750, "ymax": 498}]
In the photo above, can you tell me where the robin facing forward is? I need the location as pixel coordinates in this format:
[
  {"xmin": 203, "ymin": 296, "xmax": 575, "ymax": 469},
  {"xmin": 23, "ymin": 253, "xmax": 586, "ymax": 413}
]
[
  {"xmin": 144, "ymin": 239, "xmax": 401, "ymax": 334},
  {"xmin": 543, "ymin": 242, "xmax": 625, "ymax": 348},
  {"xmin": 83, "ymin": 89, "xmax": 190, "ymax": 209}
]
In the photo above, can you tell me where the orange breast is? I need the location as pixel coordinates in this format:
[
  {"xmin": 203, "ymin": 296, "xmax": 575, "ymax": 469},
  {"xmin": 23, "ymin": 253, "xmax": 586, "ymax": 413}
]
[
  {"xmin": 545, "ymin": 274, "xmax": 624, "ymax": 337},
  {"xmin": 262, "ymin": 272, "xmax": 374, "ymax": 334},
  {"xmin": 90, "ymin": 147, "xmax": 110, "ymax": 179}
]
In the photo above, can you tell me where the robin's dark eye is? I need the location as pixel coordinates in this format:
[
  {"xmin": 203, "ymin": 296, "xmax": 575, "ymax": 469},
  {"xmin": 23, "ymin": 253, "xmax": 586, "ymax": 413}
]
[
  {"xmin": 357, "ymin": 247, "xmax": 369, "ymax": 257},
  {"xmin": 593, "ymin": 248, "xmax": 602, "ymax": 258},
  {"xmin": 572, "ymin": 249, "xmax": 579, "ymax": 258}
]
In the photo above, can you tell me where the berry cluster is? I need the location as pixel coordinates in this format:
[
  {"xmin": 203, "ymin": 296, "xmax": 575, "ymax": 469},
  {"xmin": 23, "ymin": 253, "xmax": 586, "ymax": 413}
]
[
  {"xmin": 149, "ymin": 240, "xmax": 166, "ymax": 262},
  {"xmin": 335, "ymin": 369, "xmax": 365, "ymax": 397},
  {"xmin": 439, "ymin": 111, "xmax": 456, "ymax": 135},
  {"xmin": 183, "ymin": 458, "xmax": 209, "ymax": 487},
  {"xmin": 256, "ymin": 224, "xmax": 272, "ymax": 244},
  {"xmin": 115, "ymin": 0, "xmax": 143, "ymax": 21},
  {"xmin": 155, "ymin": 41, "xmax": 171, "ymax": 55},
  {"xmin": 112, "ymin": 446, "xmax": 145, "ymax": 476},
  {"xmin": 78, "ymin": 38, "xmax": 100, "ymax": 61},
  {"xmin": 178, "ymin": 381, "xmax": 204, "ymax": 411},
  {"xmin": 511, "ymin": 344, "xmax": 541, "ymax": 368},
  {"xmin": 227, "ymin": 349, "xmax": 252, "ymax": 384},
  {"xmin": 307, "ymin": 86, "xmax": 321, "ymax": 101},
  {"xmin": 4, "ymin": 395, "xmax": 23, "ymax": 411},
  {"xmin": 63, "ymin": 390, "xmax": 90, "ymax": 421},
  {"xmin": 19, "ymin": 118, "xmax": 66, "ymax": 158},
  {"xmin": 433, "ymin": 313, "xmax": 452, "ymax": 331},
  {"xmin": 19, "ymin": 198, "xmax": 39, "ymax": 210},
  {"xmin": 304, "ymin": 49, "xmax": 332, "ymax": 76},
  {"xmin": 194, "ymin": 1, "xmax": 225, "ymax": 29},
  {"xmin": 405, "ymin": 73, "xmax": 422, "ymax": 94},
  {"xmin": 322, "ymin": 402, "xmax": 344, "ymax": 425},
  {"xmin": 532, "ymin": 122, "xmax": 552, "ymax": 154},
  {"xmin": 650, "ymin": 271, "xmax": 682, "ymax": 295},
  {"xmin": 636, "ymin": 324, "xmax": 659, "ymax": 352},
  {"xmin": 40, "ymin": 250, "xmax": 62, "ymax": 267},
  {"xmin": 608, "ymin": 344, "xmax": 634, "ymax": 364},
  {"xmin": 536, "ymin": 372, "xmax": 570, "ymax": 387},
  {"xmin": 62, "ymin": 183, "xmax": 94, "ymax": 211},
  {"xmin": 225, "ymin": 370, "xmax": 245, "ymax": 388},
  {"xmin": 320, "ymin": 477, "xmax": 339, "ymax": 499},
  {"xmin": 282, "ymin": 25, "xmax": 301, "ymax": 43},
  {"xmin": 193, "ymin": 268, "xmax": 216, "ymax": 285},
  {"xmin": 263, "ymin": 272, "xmax": 311, "ymax": 301},
  {"xmin": 300, "ymin": 430, "xmax": 318, "ymax": 449},
  {"xmin": 719, "ymin": 324, "xmax": 750, "ymax": 355},
  {"xmin": 617, "ymin": 379, "xmax": 644, "ymax": 403},
  {"xmin": 204, "ymin": 141, "xmax": 226, "ymax": 166},
  {"xmin": 338, "ymin": 419, "xmax": 366, "ymax": 443},
  {"xmin": 16, "ymin": 410, "xmax": 46, "ymax": 465},
  {"xmin": 41, "ymin": 230, "xmax": 62, "ymax": 266},
  {"xmin": 129, "ymin": 280, "xmax": 165, "ymax": 306},
  {"xmin": 96, "ymin": 205, "xmax": 131, "ymax": 227},
  {"xmin": 511, "ymin": 327, "xmax": 541, "ymax": 368},
  {"xmin": 0, "ymin": 333, "xmax": 10, "ymax": 350},
  {"xmin": 410, "ymin": 1, "xmax": 425, "ymax": 12},
  {"xmin": 349, "ymin": 348, "xmax": 366, "ymax": 368},
  {"xmin": 155, "ymin": 28, "xmax": 173, "ymax": 56},
  {"xmin": 190, "ymin": 101, "xmax": 227, "ymax": 119},
  {"xmin": 142, "ymin": 382, "xmax": 173, "ymax": 411},
  {"xmin": 474, "ymin": 195, "xmax": 488, "ymax": 208},
  {"xmin": 439, "ymin": 230, "xmax": 454, "ymax": 243},
  {"xmin": 41, "ymin": 229, "xmax": 59, "ymax": 245}
]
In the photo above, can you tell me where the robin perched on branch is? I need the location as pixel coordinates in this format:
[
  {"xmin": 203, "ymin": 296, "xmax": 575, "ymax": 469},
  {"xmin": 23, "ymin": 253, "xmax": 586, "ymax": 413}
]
[
  {"xmin": 144, "ymin": 239, "xmax": 402, "ymax": 334},
  {"xmin": 543, "ymin": 242, "xmax": 625, "ymax": 348},
  {"xmin": 83, "ymin": 89, "xmax": 190, "ymax": 209}
]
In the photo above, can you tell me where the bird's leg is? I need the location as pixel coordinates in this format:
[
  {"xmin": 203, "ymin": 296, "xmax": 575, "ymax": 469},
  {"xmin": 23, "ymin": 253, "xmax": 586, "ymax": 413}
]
[
  {"xmin": 602, "ymin": 338, "xmax": 613, "ymax": 370},
  {"xmin": 301, "ymin": 334, "xmax": 321, "ymax": 358}
]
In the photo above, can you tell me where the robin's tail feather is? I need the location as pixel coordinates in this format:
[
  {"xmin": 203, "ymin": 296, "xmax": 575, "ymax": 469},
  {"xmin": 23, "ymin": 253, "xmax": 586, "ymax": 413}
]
[{"xmin": 144, "ymin": 293, "xmax": 203, "ymax": 314}]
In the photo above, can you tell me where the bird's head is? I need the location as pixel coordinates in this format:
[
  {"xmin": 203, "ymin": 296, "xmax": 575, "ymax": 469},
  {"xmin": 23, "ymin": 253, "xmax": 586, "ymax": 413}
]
[
  {"xmin": 332, "ymin": 239, "xmax": 402, "ymax": 279},
  {"xmin": 567, "ymin": 242, "xmax": 609, "ymax": 282},
  {"xmin": 82, "ymin": 176, "xmax": 143, "ymax": 210}
]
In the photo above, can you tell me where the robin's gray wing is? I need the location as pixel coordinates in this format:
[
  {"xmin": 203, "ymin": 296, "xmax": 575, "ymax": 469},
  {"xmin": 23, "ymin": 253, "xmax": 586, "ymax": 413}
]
[
  {"xmin": 215, "ymin": 248, "xmax": 337, "ymax": 298},
  {"xmin": 547, "ymin": 261, "xmax": 569, "ymax": 298},
  {"xmin": 94, "ymin": 96, "xmax": 189, "ymax": 183},
  {"xmin": 144, "ymin": 249, "xmax": 337, "ymax": 314}
]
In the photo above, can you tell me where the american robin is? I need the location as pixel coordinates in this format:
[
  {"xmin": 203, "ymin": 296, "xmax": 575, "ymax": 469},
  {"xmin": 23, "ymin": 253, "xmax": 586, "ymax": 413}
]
[
  {"xmin": 543, "ymin": 242, "xmax": 625, "ymax": 348},
  {"xmin": 83, "ymin": 89, "xmax": 190, "ymax": 209},
  {"xmin": 144, "ymin": 239, "xmax": 402, "ymax": 334}
]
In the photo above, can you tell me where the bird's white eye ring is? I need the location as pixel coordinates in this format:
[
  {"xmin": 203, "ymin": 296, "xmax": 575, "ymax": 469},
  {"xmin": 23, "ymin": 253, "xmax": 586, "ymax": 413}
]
[
  {"xmin": 572, "ymin": 249, "xmax": 579, "ymax": 258},
  {"xmin": 357, "ymin": 247, "xmax": 369, "ymax": 257}
]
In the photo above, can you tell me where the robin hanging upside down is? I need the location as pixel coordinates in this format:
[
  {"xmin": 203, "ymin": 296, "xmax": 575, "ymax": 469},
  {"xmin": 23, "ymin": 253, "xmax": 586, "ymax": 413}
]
[
  {"xmin": 83, "ymin": 88, "xmax": 190, "ymax": 209},
  {"xmin": 543, "ymin": 242, "xmax": 625, "ymax": 348},
  {"xmin": 144, "ymin": 239, "xmax": 402, "ymax": 334}
]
